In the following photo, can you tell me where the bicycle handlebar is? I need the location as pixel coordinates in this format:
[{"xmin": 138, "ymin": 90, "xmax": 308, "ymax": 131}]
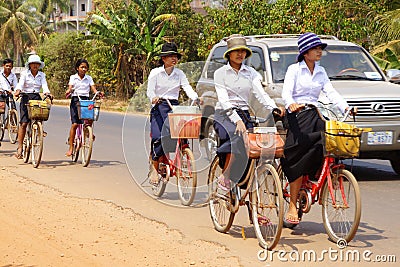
[
  {"xmin": 156, "ymin": 97, "xmax": 201, "ymax": 110},
  {"xmin": 221, "ymin": 107, "xmax": 281, "ymax": 125}
]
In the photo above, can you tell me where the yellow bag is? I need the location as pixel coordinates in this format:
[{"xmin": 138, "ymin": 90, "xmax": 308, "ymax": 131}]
[
  {"xmin": 27, "ymin": 100, "xmax": 50, "ymax": 121},
  {"xmin": 324, "ymin": 120, "xmax": 366, "ymax": 158}
]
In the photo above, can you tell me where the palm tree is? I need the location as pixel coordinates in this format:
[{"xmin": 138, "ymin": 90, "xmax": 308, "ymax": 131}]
[
  {"xmin": 85, "ymin": 0, "xmax": 176, "ymax": 99},
  {"xmin": 35, "ymin": 0, "xmax": 70, "ymax": 31},
  {"xmin": 0, "ymin": 0, "xmax": 39, "ymax": 66}
]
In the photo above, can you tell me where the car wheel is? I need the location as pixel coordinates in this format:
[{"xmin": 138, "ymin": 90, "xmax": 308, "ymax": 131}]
[
  {"xmin": 390, "ymin": 155, "xmax": 400, "ymax": 175},
  {"xmin": 204, "ymin": 115, "xmax": 218, "ymax": 161}
]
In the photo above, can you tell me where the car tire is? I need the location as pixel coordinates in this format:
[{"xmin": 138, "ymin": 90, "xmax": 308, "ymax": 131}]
[
  {"xmin": 390, "ymin": 155, "xmax": 400, "ymax": 175},
  {"xmin": 204, "ymin": 115, "xmax": 218, "ymax": 161}
]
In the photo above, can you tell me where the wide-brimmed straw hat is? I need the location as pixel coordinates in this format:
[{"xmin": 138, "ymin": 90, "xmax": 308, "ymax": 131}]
[
  {"xmin": 25, "ymin": 54, "xmax": 45, "ymax": 69},
  {"xmin": 223, "ymin": 34, "xmax": 252, "ymax": 60},
  {"xmin": 159, "ymin": 42, "xmax": 182, "ymax": 59},
  {"xmin": 297, "ymin": 32, "xmax": 327, "ymax": 62}
]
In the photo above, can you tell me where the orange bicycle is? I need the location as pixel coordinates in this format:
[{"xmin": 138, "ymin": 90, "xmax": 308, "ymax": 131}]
[
  {"xmin": 151, "ymin": 99, "xmax": 200, "ymax": 206},
  {"xmin": 280, "ymin": 105, "xmax": 370, "ymax": 243}
]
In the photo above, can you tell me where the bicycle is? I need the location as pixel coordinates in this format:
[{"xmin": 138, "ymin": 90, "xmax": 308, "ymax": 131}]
[
  {"xmin": 207, "ymin": 108, "xmax": 284, "ymax": 250},
  {"xmin": 0, "ymin": 91, "xmax": 19, "ymax": 143},
  {"xmin": 68, "ymin": 92, "xmax": 101, "ymax": 167},
  {"xmin": 151, "ymin": 98, "xmax": 199, "ymax": 206},
  {"xmin": 279, "ymin": 104, "xmax": 370, "ymax": 243},
  {"xmin": 20, "ymin": 93, "xmax": 52, "ymax": 168}
]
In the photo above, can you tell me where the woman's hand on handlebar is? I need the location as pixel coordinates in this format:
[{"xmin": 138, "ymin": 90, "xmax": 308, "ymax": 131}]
[
  {"xmin": 273, "ymin": 107, "xmax": 286, "ymax": 117},
  {"xmin": 235, "ymin": 120, "xmax": 247, "ymax": 136},
  {"xmin": 345, "ymin": 106, "xmax": 357, "ymax": 116},
  {"xmin": 152, "ymin": 97, "xmax": 160, "ymax": 104},
  {"xmin": 288, "ymin": 103, "xmax": 305, "ymax": 113}
]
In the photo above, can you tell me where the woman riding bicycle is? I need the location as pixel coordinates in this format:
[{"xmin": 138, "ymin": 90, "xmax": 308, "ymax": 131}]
[
  {"xmin": 213, "ymin": 34, "xmax": 285, "ymax": 191},
  {"xmin": 65, "ymin": 59, "xmax": 102, "ymax": 157},
  {"xmin": 281, "ymin": 32, "xmax": 353, "ymax": 226},
  {"xmin": 146, "ymin": 42, "xmax": 199, "ymax": 185},
  {"xmin": 14, "ymin": 54, "xmax": 53, "ymax": 159}
]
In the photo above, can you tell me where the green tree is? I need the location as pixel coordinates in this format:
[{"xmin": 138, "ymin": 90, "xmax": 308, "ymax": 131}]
[
  {"xmin": 0, "ymin": 0, "xmax": 39, "ymax": 65},
  {"xmin": 36, "ymin": 31, "xmax": 89, "ymax": 97},
  {"xmin": 85, "ymin": 0, "xmax": 176, "ymax": 99}
]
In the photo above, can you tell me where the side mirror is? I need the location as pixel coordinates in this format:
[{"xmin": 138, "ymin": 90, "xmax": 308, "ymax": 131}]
[{"xmin": 387, "ymin": 69, "xmax": 400, "ymax": 84}]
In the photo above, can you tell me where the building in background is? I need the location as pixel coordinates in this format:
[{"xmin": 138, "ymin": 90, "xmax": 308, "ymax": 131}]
[{"xmin": 50, "ymin": 0, "xmax": 93, "ymax": 32}]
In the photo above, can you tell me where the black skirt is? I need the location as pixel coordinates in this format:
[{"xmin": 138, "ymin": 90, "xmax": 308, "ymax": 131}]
[{"xmin": 281, "ymin": 107, "xmax": 325, "ymax": 182}]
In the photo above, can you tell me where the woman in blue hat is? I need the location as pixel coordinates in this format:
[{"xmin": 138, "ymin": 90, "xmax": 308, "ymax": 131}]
[
  {"xmin": 146, "ymin": 42, "xmax": 199, "ymax": 185},
  {"xmin": 281, "ymin": 32, "xmax": 352, "ymax": 225}
]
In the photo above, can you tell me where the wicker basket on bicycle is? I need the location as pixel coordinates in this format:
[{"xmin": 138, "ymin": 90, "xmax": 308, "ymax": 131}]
[
  {"xmin": 324, "ymin": 120, "xmax": 371, "ymax": 158},
  {"xmin": 27, "ymin": 100, "xmax": 51, "ymax": 121},
  {"xmin": 77, "ymin": 100, "xmax": 101, "ymax": 121},
  {"xmin": 168, "ymin": 106, "xmax": 201, "ymax": 139}
]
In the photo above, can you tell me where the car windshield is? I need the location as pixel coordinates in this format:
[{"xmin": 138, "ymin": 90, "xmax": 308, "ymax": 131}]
[{"xmin": 269, "ymin": 45, "xmax": 384, "ymax": 83}]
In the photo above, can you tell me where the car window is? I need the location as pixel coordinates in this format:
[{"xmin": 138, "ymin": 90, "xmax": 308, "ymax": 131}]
[
  {"xmin": 247, "ymin": 46, "xmax": 265, "ymax": 77},
  {"xmin": 321, "ymin": 46, "xmax": 384, "ymax": 80},
  {"xmin": 206, "ymin": 46, "xmax": 227, "ymax": 78},
  {"xmin": 269, "ymin": 48, "xmax": 298, "ymax": 83}
]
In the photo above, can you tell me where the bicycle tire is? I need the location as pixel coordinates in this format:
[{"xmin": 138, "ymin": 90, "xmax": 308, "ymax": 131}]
[
  {"xmin": 321, "ymin": 169, "xmax": 361, "ymax": 243},
  {"xmin": 176, "ymin": 147, "xmax": 197, "ymax": 206},
  {"xmin": 8, "ymin": 109, "xmax": 18, "ymax": 144},
  {"xmin": 81, "ymin": 125, "xmax": 93, "ymax": 167},
  {"xmin": 0, "ymin": 113, "xmax": 5, "ymax": 141},
  {"xmin": 152, "ymin": 164, "xmax": 169, "ymax": 197},
  {"xmin": 31, "ymin": 121, "xmax": 43, "ymax": 168},
  {"xmin": 208, "ymin": 156, "xmax": 235, "ymax": 233},
  {"xmin": 22, "ymin": 131, "xmax": 30, "ymax": 163},
  {"xmin": 72, "ymin": 127, "xmax": 81, "ymax": 162},
  {"xmin": 251, "ymin": 163, "xmax": 284, "ymax": 250}
]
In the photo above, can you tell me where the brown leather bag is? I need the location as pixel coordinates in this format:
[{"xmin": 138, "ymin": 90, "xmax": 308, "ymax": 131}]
[{"xmin": 248, "ymin": 130, "xmax": 285, "ymax": 159}]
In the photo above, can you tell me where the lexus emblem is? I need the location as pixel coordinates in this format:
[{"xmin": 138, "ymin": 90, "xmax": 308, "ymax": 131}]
[{"xmin": 371, "ymin": 103, "xmax": 385, "ymax": 112}]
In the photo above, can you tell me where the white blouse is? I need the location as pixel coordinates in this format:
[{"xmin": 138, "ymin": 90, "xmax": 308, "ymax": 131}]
[
  {"xmin": 0, "ymin": 70, "xmax": 18, "ymax": 91},
  {"xmin": 69, "ymin": 73, "xmax": 94, "ymax": 97},
  {"xmin": 146, "ymin": 66, "xmax": 198, "ymax": 103},
  {"xmin": 16, "ymin": 69, "xmax": 50, "ymax": 94},
  {"xmin": 282, "ymin": 61, "xmax": 348, "ymax": 113},
  {"xmin": 214, "ymin": 63, "xmax": 278, "ymax": 123}
]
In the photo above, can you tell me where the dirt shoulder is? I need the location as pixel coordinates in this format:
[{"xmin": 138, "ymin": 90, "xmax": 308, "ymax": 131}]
[{"xmin": 0, "ymin": 167, "xmax": 240, "ymax": 267}]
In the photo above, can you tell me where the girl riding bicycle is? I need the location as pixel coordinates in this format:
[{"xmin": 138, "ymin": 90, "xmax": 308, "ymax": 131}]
[
  {"xmin": 65, "ymin": 59, "xmax": 102, "ymax": 157},
  {"xmin": 213, "ymin": 34, "xmax": 285, "ymax": 191},
  {"xmin": 146, "ymin": 42, "xmax": 199, "ymax": 185},
  {"xmin": 281, "ymin": 32, "xmax": 354, "ymax": 226},
  {"xmin": 0, "ymin": 58, "xmax": 18, "ymax": 109},
  {"xmin": 14, "ymin": 54, "xmax": 53, "ymax": 159}
]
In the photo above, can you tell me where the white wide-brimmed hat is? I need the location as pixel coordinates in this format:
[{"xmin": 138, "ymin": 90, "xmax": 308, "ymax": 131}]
[
  {"xmin": 25, "ymin": 54, "xmax": 45, "ymax": 69},
  {"xmin": 223, "ymin": 34, "xmax": 252, "ymax": 60}
]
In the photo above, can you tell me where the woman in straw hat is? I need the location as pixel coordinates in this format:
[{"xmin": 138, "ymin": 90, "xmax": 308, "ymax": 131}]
[
  {"xmin": 146, "ymin": 42, "xmax": 200, "ymax": 186},
  {"xmin": 14, "ymin": 54, "xmax": 53, "ymax": 159},
  {"xmin": 213, "ymin": 34, "xmax": 285, "ymax": 192},
  {"xmin": 281, "ymin": 32, "xmax": 353, "ymax": 226}
]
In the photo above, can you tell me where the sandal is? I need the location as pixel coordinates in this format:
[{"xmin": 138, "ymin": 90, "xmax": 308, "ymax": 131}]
[
  {"xmin": 217, "ymin": 175, "xmax": 231, "ymax": 191},
  {"xmin": 65, "ymin": 151, "xmax": 73, "ymax": 157},
  {"xmin": 257, "ymin": 215, "xmax": 272, "ymax": 226},
  {"xmin": 15, "ymin": 148, "xmax": 23, "ymax": 159},
  {"xmin": 284, "ymin": 213, "xmax": 299, "ymax": 228}
]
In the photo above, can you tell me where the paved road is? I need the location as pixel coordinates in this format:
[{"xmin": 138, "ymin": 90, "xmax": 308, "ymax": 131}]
[{"xmin": 1, "ymin": 105, "xmax": 398, "ymax": 266}]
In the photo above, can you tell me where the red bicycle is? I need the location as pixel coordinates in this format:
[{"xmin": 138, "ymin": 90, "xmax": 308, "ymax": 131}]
[
  {"xmin": 151, "ymin": 99, "xmax": 200, "ymax": 206},
  {"xmin": 280, "ymin": 105, "xmax": 370, "ymax": 243}
]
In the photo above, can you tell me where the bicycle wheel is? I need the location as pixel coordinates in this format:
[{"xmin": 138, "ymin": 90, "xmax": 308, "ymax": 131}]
[
  {"xmin": 72, "ymin": 127, "xmax": 81, "ymax": 162},
  {"xmin": 31, "ymin": 121, "xmax": 43, "ymax": 168},
  {"xmin": 0, "ymin": 113, "xmax": 5, "ymax": 141},
  {"xmin": 8, "ymin": 109, "xmax": 19, "ymax": 144},
  {"xmin": 22, "ymin": 130, "xmax": 31, "ymax": 163},
  {"xmin": 152, "ymin": 164, "xmax": 169, "ymax": 197},
  {"xmin": 321, "ymin": 169, "xmax": 361, "ymax": 243},
  {"xmin": 208, "ymin": 156, "xmax": 235, "ymax": 233},
  {"xmin": 176, "ymin": 147, "xmax": 197, "ymax": 206},
  {"xmin": 251, "ymin": 163, "xmax": 283, "ymax": 250},
  {"xmin": 81, "ymin": 125, "xmax": 93, "ymax": 167}
]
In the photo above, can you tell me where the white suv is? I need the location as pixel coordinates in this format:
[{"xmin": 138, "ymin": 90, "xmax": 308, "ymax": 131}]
[{"xmin": 197, "ymin": 34, "xmax": 400, "ymax": 175}]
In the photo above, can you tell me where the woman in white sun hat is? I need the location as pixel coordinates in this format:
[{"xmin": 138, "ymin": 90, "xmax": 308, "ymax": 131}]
[{"xmin": 14, "ymin": 54, "xmax": 53, "ymax": 159}]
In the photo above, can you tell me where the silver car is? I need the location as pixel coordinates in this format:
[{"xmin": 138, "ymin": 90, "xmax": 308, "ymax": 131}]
[{"xmin": 197, "ymin": 34, "xmax": 400, "ymax": 175}]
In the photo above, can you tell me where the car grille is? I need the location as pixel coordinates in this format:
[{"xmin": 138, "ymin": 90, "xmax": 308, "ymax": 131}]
[{"xmin": 347, "ymin": 99, "xmax": 400, "ymax": 118}]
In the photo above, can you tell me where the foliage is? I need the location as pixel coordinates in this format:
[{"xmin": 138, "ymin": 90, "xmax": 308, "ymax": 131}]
[
  {"xmin": 0, "ymin": 0, "xmax": 40, "ymax": 65},
  {"xmin": 36, "ymin": 31, "xmax": 89, "ymax": 97}
]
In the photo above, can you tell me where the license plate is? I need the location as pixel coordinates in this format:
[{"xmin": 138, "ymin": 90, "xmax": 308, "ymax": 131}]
[{"xmin": 367, "ymin": 131, "xmax": 393, "ymax": 145}]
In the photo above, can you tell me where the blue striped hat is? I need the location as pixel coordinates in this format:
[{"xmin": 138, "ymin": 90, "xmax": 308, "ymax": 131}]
[{"xmin": 297, "ymin": 32, "xmax": 327, "ymax": 62}]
